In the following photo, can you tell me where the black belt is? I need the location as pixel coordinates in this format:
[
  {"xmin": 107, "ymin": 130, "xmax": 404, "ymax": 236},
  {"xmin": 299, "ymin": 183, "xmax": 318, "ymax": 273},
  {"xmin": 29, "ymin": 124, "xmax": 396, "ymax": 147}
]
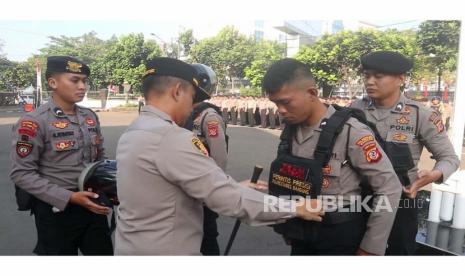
[{"xmin": 322, "ymin": 211, "xmax": 363, "ymax": 225}]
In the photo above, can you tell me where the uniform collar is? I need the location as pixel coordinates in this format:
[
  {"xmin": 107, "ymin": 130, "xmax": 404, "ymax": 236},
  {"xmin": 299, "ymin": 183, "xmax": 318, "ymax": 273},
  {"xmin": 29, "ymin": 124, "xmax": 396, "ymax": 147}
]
[
  {"xmin": 140, "ymin": 105, "xmax": 174, "ymax": 123},
  {"xmin": 365, "ymin": 93, "xmax": 408, "ymax": 114},
  {"xmin": 48, "ymin": 96, "xmax": 84, "ymax": 118},
  {"xmin": 296, "ymin": 105, "xmax": 336, "ymax": 143},
  {"xmin": 389, "ymin": 94, "xmax": 408, "ymax": 114}
]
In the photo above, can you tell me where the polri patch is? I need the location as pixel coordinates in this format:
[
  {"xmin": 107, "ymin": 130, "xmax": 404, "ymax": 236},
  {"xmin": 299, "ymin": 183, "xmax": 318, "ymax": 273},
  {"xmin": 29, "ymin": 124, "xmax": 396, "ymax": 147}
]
[
  {"xmin": 16, "ymin": 141, "xmax": 33, "ymax": 158},
  {"xmin": 363, "ymin": 143, "xmax": 382, "ymax": 163},
  {"xmin": 207, "ymin": 121, "xmax": 219, "ymax": 137}
]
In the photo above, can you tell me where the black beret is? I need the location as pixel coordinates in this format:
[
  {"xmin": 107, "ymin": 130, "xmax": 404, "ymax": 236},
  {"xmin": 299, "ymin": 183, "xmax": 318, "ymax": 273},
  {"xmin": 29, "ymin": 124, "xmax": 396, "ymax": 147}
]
[
  {"xmin": 45, "ymin": 56, "xmax": 90, "ymax": 78},
  {"xmin": 361, "ymin": 51, "xmax": 413, "ymax": 74},
  {"xmin": 143, "ymin": 57, "xmax": 210, "ymax": 103}
]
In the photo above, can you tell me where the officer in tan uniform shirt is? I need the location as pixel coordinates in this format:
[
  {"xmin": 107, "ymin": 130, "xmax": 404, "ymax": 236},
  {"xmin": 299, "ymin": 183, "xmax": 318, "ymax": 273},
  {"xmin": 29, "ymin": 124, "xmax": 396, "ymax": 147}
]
[
  {"xmin": 115, "ymin": 58, "xmax": 324, "ymax": 255},
  {"xmin": 351, "ymin": 51, "xmax": 460, "ymax": 255},
  {"xmin": 10, "ymin": 56, "xmax": 112, "ymax": 255},
  {"xmin": 263, "ymin": 58, "xmax": 402, "ymax": 255}
]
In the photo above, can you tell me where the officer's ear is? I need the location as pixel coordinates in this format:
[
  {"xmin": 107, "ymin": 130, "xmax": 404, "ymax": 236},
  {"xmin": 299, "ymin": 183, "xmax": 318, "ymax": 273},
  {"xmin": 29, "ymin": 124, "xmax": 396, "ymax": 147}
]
[
  {"xmin": 398, "ymin": 74, "xmax": 406, "ymax": 87},
  {"xmin": 48, "ymin": 76, "xmax": 58, "ymax": 90}
]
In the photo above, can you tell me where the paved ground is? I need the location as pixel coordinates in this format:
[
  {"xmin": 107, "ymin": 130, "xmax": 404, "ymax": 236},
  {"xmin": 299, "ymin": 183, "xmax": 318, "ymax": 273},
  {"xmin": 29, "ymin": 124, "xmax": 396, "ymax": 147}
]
[{"xmin": 1, "ymin": 106, "xmax": 464, "ymax": 255}]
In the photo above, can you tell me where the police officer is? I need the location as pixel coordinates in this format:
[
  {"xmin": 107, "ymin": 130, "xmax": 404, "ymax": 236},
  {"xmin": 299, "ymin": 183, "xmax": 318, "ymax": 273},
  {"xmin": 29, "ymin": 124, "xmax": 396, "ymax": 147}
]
[
  {"xmin": 10, "ymin": 56, "xmax": 113, "ymax": 255},
  {"xmin": 263, "ymin": 58, "xmax": 402, "ymax": 255},
  {"xmin": 184, "ymin": 63, "xmax": 227, "ymax": 255},
  {"xmin": 266, "ymin": 98, "xmax": 276, "ymax": 129},
  {"xmin": 258, "ymin": 97, "xmax": 268, "ymax": 128},
  {"xmin": 239, "ymin": 97, "xmax": 247, "ymax": 126},
  {"xmin": 115, "ymin": 58, "xmax": 325, "ymax": 255},
  {"xmin": 247, "ymin": 96, "xmax": 257, "ymax": 127},
  {"xmin": 350, "ymin": 51, "xmax": 460, "ymax": 255},
  {"xmin": 229, "ymin": 96, "xmax": 238, "ymax": 125}
]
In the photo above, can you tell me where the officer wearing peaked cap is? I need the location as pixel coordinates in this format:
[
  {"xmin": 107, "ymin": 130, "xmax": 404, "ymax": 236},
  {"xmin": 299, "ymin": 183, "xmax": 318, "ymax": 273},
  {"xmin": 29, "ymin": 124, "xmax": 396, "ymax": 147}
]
[
  {"xmin": 10, "ymin": 56, "xmax": 112, "ymax": 255},
  {"xmin": 351, "ymin": 50, "xmax": 460, "ymax": 255},
  {"xmin": 115, "ymin": 57, "xmax": 326, "ymax": 255}
]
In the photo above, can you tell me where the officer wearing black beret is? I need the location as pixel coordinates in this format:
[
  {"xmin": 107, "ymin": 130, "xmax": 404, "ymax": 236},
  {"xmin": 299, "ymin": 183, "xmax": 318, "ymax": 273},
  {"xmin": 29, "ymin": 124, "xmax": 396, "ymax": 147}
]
[
  {"xmin": 10, "ymin": 56, "xmax": 113, "ymax": 255},
  {"xmin": 351, "ymin": 51, "xmax": 459, "ymax": 255},
  {"xmin": 115, "ymin": 57, "xmax": 325, "ymax": 255}
]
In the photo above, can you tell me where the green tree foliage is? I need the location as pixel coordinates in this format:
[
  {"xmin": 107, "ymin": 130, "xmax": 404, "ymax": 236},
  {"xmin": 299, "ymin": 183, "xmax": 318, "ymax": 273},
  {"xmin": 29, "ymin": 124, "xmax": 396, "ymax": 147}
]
[
  {"xmin": 244, "ymin": 41, "xmax": 286, "ymax": 90},
  {"xmin": 417, "ymin": 20, "xmax": 461, "ymax": 91},
  {"xmin": 178, "ymin": 29, "xmax": 197, "ymax": 58},
  {"xmin": 295, "ymin": 29, "xmax": 418, "ymax": 97},
  {"xmin": 190, "ymin": 26, "xmax": 257, "ymax": 87}
]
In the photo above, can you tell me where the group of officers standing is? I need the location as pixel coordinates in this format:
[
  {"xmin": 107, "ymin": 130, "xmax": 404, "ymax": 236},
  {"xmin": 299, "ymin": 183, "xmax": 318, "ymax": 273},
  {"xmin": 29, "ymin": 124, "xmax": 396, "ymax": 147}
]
[
  {"xmin": 9, "ymin": 50, "xmax": 460, "ymax": 256},
  {"xmin": 208, "ymin": 96, "xmax": 283, "ymax": 129}
]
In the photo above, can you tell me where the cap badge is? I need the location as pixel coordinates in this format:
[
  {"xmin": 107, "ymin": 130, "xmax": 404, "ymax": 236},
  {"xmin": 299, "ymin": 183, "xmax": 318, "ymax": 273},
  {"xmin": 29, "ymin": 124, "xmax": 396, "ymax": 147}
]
[{"xmin": 66, "ymin": 61, "xmax": 82, "ymax": 73}]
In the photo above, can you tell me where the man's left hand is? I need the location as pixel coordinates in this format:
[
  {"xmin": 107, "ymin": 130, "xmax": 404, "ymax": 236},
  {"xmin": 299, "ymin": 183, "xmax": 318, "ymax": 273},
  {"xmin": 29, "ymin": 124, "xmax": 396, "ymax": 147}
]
[{"xmin": 403, "ymin": 169, "xmax": 443, "ymax": 199}]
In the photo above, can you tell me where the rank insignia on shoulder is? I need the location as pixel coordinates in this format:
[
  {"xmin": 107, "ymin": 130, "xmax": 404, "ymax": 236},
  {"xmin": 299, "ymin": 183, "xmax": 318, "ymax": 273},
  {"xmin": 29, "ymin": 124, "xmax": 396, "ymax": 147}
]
[
  {"xmin": 85, "ymin": 117, "xmax": 96, "ymax": 126},
  {"xmin": 191, "ymin": 137, "xmax": 209, "ymax": 156},
  {"xmin": 356, "ymin": 135, "xmax": 375, "ymax": 147},
  {"xmin": 18, "ymin": 128, "xmax": 37, "ymax": 137},
  {"xmin": 51, "ymin": 121, "xmax": 69, "ymax": 129},
  {"xmin": 16, "ymin": 141, "xmax": 33, "ymax": 158},
  {"xmin": 397, "ymin": 116, "xmax": 410, "ymax": 125},
  {"xmin": 207, "ymin": 121, "xmax": 219, "ymax": 137}
]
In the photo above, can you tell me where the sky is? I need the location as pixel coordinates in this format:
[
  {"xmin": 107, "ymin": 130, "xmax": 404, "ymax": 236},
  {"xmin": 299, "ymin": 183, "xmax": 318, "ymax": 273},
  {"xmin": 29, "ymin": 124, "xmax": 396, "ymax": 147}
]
[{"xmin": 0, "ymin": 20, "xmax": 421, "ymax": 62}]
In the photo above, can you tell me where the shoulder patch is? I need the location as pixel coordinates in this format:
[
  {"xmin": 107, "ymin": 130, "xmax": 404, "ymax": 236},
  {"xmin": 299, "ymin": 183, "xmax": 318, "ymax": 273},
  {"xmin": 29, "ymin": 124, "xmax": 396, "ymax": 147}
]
[
  {"xmin": 207, "ymin": 121, "xmax": 219, "ymax": 137},
  {"xmin": 191, "ymin": 137, "xmax": 209, "ymax": 156},
  {"xmin": 356, "ymin": 135, "xmax": 375, "ymax": 147},
  {"xmin": 363, "ymin": 143, "xmax": 382, "ymax": 163},
  {"xmin": 16, "ymin": 141, "xmax": 33, "ymax": 158}
]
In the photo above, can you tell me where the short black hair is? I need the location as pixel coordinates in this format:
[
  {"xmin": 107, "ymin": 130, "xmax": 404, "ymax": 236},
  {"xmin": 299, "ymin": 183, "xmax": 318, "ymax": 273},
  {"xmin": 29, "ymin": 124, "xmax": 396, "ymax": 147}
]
[
  {"xmin": 142, "ymin": 75, "xmax": 190, "ymax": 100},
  {"xmin": 262, "ymin": 58, "xmax": 315, "ymax": 94}
]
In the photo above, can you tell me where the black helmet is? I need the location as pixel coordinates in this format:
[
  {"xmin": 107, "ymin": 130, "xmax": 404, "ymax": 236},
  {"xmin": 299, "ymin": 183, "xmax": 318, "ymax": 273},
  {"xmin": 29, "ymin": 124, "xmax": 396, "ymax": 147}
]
[
  {"xmin": 192, "ymin": 63, "xmax": 217, "ymax": 95},
  {"xmin": 78, "ymin": 159, "xmax": 119, "ymax": 206}
]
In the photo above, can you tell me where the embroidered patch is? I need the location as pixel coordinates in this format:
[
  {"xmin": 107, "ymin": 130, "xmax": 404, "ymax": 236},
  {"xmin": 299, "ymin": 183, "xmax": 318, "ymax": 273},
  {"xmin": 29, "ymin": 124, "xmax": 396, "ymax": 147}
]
[
  {"xmin": 322, "ymin": 164, "xmax": 332, "ymax": 175},
  {"xmin": 191, "ymin": 137, "xmax": 209, "ymax": 156},
  {"xmin": 20, "ymin": 120, "xmax": 38, "ymax": 131},
  {"xmin": 363, "ymin": 143, "xmax": 382, "ymax": 163},
  {"xmin": 207, "ymin": 121, "xmax": 219, "ymax": 137},
  {"xmin": 322, "ymin": 177, "xmax": 330, "ymax": 189},
  {"xmin": 85, "ymin": 117, "xmax": 96, "ymax": 127},
  {"xmin": 402, "ymin": 106, "xmax": 411, "ymax": 115},
  {"xmin": 356, "ymin": 135, "xmax": 375, "ymax": 147},
  {"xmin": 397, "ymin": 116, "xmax": 410, "ymax": 125},
  {"xmin": 18, "ymin": 128, "xmax": 37, "ymax": 137},
  {"xmin": 51, "ymin": 121, "xmax": 69, "ymax": 129},
  {"xmin": 392, "ymin": 133, "xmax": 408, "ymax": 142},
  {"xmin": 16, "ymin": 141, "xmax": 33, "ymax": 158},
  {"xmin": 55, "ymin": 140, "xmax": 75, "ymax": 151}
]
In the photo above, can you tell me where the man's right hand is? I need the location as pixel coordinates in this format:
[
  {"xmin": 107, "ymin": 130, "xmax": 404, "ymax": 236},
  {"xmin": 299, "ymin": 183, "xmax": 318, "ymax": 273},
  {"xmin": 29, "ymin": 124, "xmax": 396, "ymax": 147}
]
[
  {"xmin": 69, "ymin": 191, "xmax": 111, "ymax": 215},
  {"xmin": 295, "ymin": 199, "xmax": 325, "ymax": 222}
]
